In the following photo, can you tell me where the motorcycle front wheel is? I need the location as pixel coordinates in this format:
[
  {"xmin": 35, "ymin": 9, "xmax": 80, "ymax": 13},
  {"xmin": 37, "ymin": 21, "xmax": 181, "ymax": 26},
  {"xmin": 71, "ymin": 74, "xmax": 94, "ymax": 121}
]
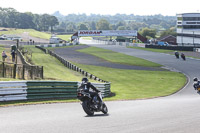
[
  {"xmin": 101, "ymin": 103, "xmax": 108, "ymax": 114},
  {"xmin": 82, "ymin": 100, "xmax": 94, "ymax": 116}
]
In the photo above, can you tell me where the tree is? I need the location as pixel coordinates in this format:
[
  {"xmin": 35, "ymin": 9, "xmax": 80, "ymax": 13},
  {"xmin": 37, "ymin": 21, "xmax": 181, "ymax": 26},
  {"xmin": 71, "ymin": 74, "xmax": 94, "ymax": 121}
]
[
  {"xmin": 66, "ymin": 22, "xmax": 76, "ymax": 32},
  {"xmin": 49, "ymin": 16, "xmax": 59, "ymax": 32},
  {"xmin": 78, "ymin": 23, "xmax": 88, "ymax": 30},
  {"xmin": 139, "ymin": 27, "xmax": 156, "ymax": 38},
  {"xmin": 90, "ymin": 21, "xmax": 96, "ymax": 30},
  {"xmin": 160, "ymin": 27, "xmax": 177, "ymax": 37},
  {"xmin": 17, "ymin": 12, "xmax": 36, "ymax": 29},
  {"xmin": 96, "ymin": 19, "xmax": 110, "ymax": 30},
  {"xmin": 117, "ymin": 26, "xmax": 126, "ymax": 30}
]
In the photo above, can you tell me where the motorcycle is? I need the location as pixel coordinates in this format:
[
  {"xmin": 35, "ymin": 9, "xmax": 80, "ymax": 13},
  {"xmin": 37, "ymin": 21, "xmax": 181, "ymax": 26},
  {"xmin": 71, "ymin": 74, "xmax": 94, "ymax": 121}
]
[
  {"xmin": 77, "ymin": 89, "xmax": 108, "ymax": 116},
  {"xmin": 174, "ymin": 51, "xmax": 179, "ymax": 59},
  {"xmin": 181, "ymin": 53, "xmax": 186, "ymax": 60},
  {"xmin": 193, "ymin": 77, "xmax": 200, "ymax": 92}
]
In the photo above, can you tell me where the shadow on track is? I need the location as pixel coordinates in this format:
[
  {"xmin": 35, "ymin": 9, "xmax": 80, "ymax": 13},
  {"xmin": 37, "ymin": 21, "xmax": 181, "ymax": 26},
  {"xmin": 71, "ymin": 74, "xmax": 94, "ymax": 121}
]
[{"xmin": 85, "ymin": 114, "xmax": 110, "ymax": 117}]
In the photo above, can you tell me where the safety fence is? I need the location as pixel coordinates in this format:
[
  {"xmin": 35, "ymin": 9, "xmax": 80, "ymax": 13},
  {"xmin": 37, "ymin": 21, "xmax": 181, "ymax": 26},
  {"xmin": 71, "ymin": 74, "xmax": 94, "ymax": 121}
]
[
  {"xmin": 38, "ymin": 43, "xmax": 74, "ymax": 48},
  {"xmin": 0, "ymin": 47, "xmax": 43, "ymax": 80},
  {"xmin": 0, "ymin": 61, "xmax": 43, "ymax": 80},
  {"xmin": 17, "ymin": 49, "xmax": 44, "ymax": 80},
  {"xmin": 35, "ymin": 45, "xmax": 108, "ymax": 83},
  {"xmin": 92, "ymin": 39, "xmax": 145, "ymax": 47},
  {"xmin": 145, "ymin": 44, "xmax": 195, "ymax": 51},
  {"xmin": 0, "ymin": 81, "xmax": 111, "ymax": 101}
]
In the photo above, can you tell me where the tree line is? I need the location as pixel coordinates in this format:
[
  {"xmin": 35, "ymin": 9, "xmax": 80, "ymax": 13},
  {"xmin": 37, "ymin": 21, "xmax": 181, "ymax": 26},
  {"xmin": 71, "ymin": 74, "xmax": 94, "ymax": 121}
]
[
  {"xmin": 53, "ymin": 11, "xmax": 177, "ymax": 38},
  {"xmin": 0, "ymin": 7, "xmax": 58, "ymax": 32},
  {"xmin": 0, "ymin": 7, "xmax": 177, "ymax": 39}
]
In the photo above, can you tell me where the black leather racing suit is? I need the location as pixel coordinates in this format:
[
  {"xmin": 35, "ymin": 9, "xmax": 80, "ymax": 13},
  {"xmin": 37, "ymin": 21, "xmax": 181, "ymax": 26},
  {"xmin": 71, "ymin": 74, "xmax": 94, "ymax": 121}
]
[{"xmin": 79, "ymin": 82, "xmax": 101, "ymax": 102}]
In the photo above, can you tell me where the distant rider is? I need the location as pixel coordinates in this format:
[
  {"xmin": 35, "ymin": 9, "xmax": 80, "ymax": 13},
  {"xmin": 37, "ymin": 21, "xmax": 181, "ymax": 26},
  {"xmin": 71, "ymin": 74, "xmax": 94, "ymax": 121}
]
[
  {"xmin": 181, "ymin": 53, "xmax": 186, "ymax": 60},
  {"xmin": 174, "ymin": 51, "xmax": 179, "ymax": 59}
]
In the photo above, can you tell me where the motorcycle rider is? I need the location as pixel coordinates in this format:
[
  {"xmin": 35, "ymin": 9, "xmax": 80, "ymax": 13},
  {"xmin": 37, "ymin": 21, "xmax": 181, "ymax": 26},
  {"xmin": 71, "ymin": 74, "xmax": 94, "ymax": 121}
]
[
  {"xmin": 79, "ymin": 77, "xmax": 102, "ymax": 107},
  {"xmin": 193, "ymin": 77, "xmax": 200, "ymax": 90},
  {"xmin": 181, "ymin": 53, "xmax": 186, "ymax": 60},
  {"xmin": 174, "ymin": 51, "xmax": 179, "ymax": 59}
]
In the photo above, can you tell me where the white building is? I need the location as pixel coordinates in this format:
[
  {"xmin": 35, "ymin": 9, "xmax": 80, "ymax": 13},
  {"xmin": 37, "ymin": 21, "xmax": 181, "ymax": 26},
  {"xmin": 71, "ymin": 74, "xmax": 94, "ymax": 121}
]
[{"xmin": 177, "ymin": 13, "xmax": 200, "ymax": 47}]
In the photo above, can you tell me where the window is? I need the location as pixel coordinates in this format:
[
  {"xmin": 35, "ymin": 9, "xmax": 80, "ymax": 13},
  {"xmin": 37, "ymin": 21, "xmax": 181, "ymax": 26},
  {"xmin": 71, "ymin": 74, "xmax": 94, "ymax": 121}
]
[
  {"xmin": 177, "ymin": 17, "xmax": 183, "ymax": 20},
  {"xmin": 183, "ymin": 25, "xmax": 200, "ymax": 29},
  {"xmin": 183, "ymin": 17, "xmax": 200, "ymax": 21},
  {"xmin": 186, "ymin": 22, "xmax": 196, "ymax": 24}
]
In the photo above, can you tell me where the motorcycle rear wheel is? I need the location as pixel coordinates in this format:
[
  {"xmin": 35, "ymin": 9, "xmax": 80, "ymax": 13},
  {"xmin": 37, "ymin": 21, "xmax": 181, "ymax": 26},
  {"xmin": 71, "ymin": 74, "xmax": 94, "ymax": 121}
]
[{"xmin": 82, "ymin": 100, "xmax": 94, "ymax": 116}]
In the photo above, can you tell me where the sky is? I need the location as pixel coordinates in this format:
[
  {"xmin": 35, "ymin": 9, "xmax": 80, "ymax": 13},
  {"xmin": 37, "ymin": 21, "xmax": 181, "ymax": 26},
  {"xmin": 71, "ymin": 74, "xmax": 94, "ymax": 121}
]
[{"xmin": 1, "ymin": 0, "xmax": 200, "ymax": 16}]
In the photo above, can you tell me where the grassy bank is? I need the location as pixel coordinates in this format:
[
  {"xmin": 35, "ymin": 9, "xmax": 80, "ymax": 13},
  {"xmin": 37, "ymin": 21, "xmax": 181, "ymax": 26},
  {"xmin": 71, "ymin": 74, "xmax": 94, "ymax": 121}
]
[
  {"xmin": 77, "ymin": 46, "xmax": 162, "ymax": 67},
  {"xmin": 74, "ymin": 46, "xmax": 186, "ymax": 100},
  {"xmin": 0, "ymin": 28, "xmax": 51, "ymax": 39},
  {"xmin": 127, "ymin": 46, "xmax": 174, "ymax": 53},
  {"xmin": 20, "ymin": 45, "xmax": 187, "ymax": 99},
  {"xmin": 23, "ymin": 45, "xmax": 88, "ymax": 81},
  {"xmin": 74, "ymin": 64, "xmax": 186, "ymax": 100},
  {"xmin": 57, "ymin": 35, "xmax": 72, "ymax": 42},
  {"xmin": 0, "ymin": 45, "xmax": 187, "ymax": 106}
]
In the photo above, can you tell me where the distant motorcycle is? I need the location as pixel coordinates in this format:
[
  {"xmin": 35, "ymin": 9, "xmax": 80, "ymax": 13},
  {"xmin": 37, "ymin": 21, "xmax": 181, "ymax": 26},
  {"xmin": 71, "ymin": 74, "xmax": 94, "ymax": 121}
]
[
  {"xmin": 181, "ymin": 53, "xmax": 186, "ymax": 60},
  {"xmin": 174, "ymin": 51, "xmax": 179, "ymax": 59},
  {"xmin": 77, "ymin": 89, "xmax": 108, "ymax": 116},
  {"xmin": 193, "ymin": 77, "xmax": 200, "ymax": 92}
]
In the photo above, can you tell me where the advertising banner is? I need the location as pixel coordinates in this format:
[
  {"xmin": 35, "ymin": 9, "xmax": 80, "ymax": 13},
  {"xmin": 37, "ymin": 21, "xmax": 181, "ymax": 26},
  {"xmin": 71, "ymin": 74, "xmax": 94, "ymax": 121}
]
[{"xmin": 78, "ymin": 30, "xmax": 137, "ymax": 36}]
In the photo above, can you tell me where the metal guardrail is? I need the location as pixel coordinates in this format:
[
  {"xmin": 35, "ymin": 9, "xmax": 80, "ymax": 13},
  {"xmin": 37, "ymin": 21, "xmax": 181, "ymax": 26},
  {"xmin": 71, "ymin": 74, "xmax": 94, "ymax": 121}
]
[
  {"xmin": 92, "ymin": 39, "xmax": 145, "ymax": 47},
  {"xmin": 26, "ymin": 81, "xmax": 78, "ymax": 100},
  {"xmin": 0, "ymin": 81, "xmax": 111, "ymax": 101},
  {"xmin": 0, "ymin": 81, "xmax": 27, "ymax": 101}
]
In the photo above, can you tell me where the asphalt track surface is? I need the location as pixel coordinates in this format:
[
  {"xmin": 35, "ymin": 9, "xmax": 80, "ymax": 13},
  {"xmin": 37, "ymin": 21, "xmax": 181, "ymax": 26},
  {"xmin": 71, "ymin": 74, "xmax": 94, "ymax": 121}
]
[
  {"xmin": 53, "ymin": 45, "xmax": 165, "ymax": 71},
  {"xmin": 1, "ymin": 39, "xmax": 200, "ymax": 133}
]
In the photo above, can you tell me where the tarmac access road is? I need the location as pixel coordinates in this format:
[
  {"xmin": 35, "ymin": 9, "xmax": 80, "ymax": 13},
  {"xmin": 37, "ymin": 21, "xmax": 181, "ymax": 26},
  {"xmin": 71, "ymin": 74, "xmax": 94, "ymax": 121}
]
[{"xmin": 0, "ymin": 39, "xmax": 200, "ymax": 133}]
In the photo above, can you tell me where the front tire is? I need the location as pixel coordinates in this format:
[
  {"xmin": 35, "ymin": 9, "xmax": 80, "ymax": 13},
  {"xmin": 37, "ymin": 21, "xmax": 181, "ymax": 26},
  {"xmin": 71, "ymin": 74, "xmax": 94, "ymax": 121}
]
[
  {"xmin": 82, "ymin": 100, "xmax": 94, "ymax": 116},
  {"xmin": 101, "ymin": 103, "xmax": 108, "ymax": 114}
]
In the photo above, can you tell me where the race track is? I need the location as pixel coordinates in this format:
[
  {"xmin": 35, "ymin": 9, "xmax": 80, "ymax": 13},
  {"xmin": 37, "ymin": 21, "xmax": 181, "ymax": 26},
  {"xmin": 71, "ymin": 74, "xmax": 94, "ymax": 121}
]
[{"xmin": 0, "ymin": 40, "xmax": 200, "ymax": 133}]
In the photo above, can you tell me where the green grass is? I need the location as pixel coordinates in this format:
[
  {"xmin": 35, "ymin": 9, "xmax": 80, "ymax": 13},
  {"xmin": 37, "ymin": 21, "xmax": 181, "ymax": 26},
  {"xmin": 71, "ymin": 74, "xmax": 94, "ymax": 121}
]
[
  {"xmin": 81, "ymin": 37, "xmax": 92, "ymax": 40},
  {"xmin": 23, "ymin": 45, "xmax": 97, "ymax": 82},
  {"xmin": 0, "ymin": 44, "xmax": 187, "ymax": 106},
  {"xmin": 73, "ymin": 63, "xmax": 186, "ymax": 100},
  {"xmin": 0, "ymin": 28, "xmax": 24, "ymax": 35},
  {"xmin": 127, "ymin": 46, "xmax": 174, "ymax": 53},
  {"xmin": 42, "ymin": 44, "xmax": 186, "ymax": 100},
  {"xmin": 0, "ymin": 45, "xmax": 4, "ymax": 61},
  {"xmin": 0, "ymin": 28, "xmax": 51, "ymax": 40},
  {"xmin": 77, "ymin": 46, "xmax": 162, "ymax": 67},
  {"xmin": 57, "ymin": 35, "xmax": 72, "ymax": 41},
  {"xmin": 27, "ymin": 29, "xmax": 51, "ymax": 39}
]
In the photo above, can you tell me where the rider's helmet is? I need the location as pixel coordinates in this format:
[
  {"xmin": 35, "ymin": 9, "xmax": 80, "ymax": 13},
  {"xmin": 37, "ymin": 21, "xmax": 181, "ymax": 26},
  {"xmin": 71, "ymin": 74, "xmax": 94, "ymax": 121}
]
[
  {"xmin": 194, "ymin": 77, "xmax": 198, "ymax": 81},
  {"xmin": 82, "ymin": 77, "xmax": 88, "ymax": 83}
]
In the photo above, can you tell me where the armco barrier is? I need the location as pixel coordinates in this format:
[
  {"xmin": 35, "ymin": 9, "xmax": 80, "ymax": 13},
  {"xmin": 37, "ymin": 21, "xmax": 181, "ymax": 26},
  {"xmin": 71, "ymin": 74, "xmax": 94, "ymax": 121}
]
[
  {"xmin": 0, "ymin": 81, "xmax": 111, "ymax": 101},
  {"xmin": 0, "ymin": 81, "xmax": 27, "ymax": 101},
  {"xmin": 26, "ymin": 81, "xmax": 78, "ymax": 100}
]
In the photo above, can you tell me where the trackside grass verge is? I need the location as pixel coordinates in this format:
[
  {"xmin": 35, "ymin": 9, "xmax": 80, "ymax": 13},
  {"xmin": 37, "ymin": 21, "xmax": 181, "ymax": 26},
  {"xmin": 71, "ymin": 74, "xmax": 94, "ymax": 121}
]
[
  {"xmin": 27, "ymin": 45, "xmax": 187, "ymax": 100},
  {"xmin": 0, "ymin": 45, "xmax": 187, "ymax": 106},
  {"xmin": 23, "ymin": 45, "xmax": 95, "ymax": 82},
  {"xmin": 73, "ymin": 63, "xmax": 186, "ymax": 101},
  {"xmin": 127, "ymin": 46, "xmax": 175, "ymax": 53},
  {"xmin": 0, "ymin": 29, "xmax": 51, "ymax": 40},
  {"xmin": 77, "ymin": 46, "xmax": 162, "ymax": 67},
  {"xmin": 127, "ymin": 46, "xmax": 200, "ymax": 59}
]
